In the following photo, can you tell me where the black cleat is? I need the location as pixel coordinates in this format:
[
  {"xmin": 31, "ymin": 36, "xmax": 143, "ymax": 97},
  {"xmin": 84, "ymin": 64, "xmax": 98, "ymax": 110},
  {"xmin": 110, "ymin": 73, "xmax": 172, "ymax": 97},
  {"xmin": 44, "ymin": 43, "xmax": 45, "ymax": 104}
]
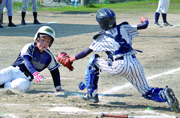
[
  {"xmin": 8, "ymin": 22, "xmax": 16, "ymax": 27},
  {"xmin": 21, "ymin": 20, "xmax": 26, "ymax": 25},
  {"xmin": 79, "ymin": 93, "xmax": 99, "ymax": 103},
  {"xmin": 33, "ymin": 20, "xmax": 41, "ymax": 24},
  {"xmin": 164, "ymin": 87, "xmax": 179, "ymax": 113},
  {"xmin": 0, "ymin": 24, "xmax": 3, "ymax": 28}
]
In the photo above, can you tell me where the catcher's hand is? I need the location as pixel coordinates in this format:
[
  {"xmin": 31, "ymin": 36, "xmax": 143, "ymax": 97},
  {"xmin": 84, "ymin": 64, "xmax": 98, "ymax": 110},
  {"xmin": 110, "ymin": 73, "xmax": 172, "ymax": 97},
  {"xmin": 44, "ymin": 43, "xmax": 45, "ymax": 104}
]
[
  {"xmin": 57, "ymin": 52, "xmax": 74, "ymax": 71},
  {"xmin": 140, "ymin": 17, "xmax": 148, "ymax": 23}
]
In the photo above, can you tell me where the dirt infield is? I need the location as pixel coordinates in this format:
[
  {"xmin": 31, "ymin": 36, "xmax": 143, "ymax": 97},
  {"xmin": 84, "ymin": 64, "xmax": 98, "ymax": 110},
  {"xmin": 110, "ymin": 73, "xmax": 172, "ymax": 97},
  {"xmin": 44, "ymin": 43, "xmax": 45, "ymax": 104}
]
[{"xmin": 0, "ymin": 10, "xmax": 180, "ymax": 118}]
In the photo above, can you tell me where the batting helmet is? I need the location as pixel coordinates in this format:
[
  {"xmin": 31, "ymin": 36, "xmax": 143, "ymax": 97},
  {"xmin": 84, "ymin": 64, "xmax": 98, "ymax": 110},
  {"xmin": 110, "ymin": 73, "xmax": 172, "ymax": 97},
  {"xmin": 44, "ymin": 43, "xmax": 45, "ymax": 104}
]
[
  {"xmin": 34, "ymin": 26, "xmax": 55, "ymax": 47},
  {"xmin": 96, "ymin": 8, "xmax": 116, "ymax": 30}
]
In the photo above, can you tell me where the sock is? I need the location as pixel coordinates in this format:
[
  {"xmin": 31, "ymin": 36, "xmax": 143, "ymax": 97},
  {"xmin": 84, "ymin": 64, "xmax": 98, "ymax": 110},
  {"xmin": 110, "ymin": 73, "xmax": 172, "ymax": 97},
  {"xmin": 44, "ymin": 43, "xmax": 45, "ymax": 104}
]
[
  {"xmin": 33, "ymin": 12, "xmax": 37, "ymax": 21},
  {"xmin": 71, "ymin": 1, "xmax": 74, "ymax": 6},
  {"xmin": 162, "ymin": 13, "xmax": 167, "ymax": 23},
  {"xmin": 155, "ymin": 12, "xmax": 160, "ymax": 23},
  {"xmin": 8, "ymin": 16, "xmax": 12, "ymax": 24},
  {"xmin": 21, "ymin": 12, "xmax": 26, "ymax": 22},
  {"xmin": 75, "ymin": 1, "xmax": 78, "ymax": 7}
]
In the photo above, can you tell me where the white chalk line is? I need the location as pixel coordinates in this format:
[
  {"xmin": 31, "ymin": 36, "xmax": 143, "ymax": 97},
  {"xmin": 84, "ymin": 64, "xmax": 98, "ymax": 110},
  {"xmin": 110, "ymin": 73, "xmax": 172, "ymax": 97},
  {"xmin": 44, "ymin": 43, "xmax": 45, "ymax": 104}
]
[
  {"xmin": 45, "ymin": 77, "xmax": 75, "ymax": 80},
  {"xmin": 101, "ymin": 67, "xmax": 180, "ymax": 95}
]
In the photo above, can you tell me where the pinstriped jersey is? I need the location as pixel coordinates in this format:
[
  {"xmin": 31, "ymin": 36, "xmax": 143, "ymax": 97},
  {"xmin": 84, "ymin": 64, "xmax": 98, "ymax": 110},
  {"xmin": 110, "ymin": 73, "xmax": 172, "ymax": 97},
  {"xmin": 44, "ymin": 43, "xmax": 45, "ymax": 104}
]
[{"xmin": 89, "ymin": 24, "xmax": 139, "ymax": 60}]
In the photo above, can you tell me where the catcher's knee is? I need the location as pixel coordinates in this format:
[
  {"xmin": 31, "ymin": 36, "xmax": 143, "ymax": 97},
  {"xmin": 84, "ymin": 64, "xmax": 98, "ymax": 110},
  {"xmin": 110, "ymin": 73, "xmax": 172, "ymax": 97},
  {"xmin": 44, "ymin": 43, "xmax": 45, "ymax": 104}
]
[{"xmin": 142, "ymin": 87, "xmax": 166, "ymax": 102}]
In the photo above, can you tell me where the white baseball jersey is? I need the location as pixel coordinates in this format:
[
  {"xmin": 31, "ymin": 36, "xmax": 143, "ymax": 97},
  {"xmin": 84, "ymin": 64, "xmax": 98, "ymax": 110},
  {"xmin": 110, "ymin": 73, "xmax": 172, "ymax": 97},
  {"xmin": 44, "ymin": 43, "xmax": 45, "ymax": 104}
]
[
  {"xmin": 156, "ymin": 0, "xmax": 170, "ymax": 13},
  {"xmin": 89, "ymin": 24, "xmax": 152, "ymax": 94}
]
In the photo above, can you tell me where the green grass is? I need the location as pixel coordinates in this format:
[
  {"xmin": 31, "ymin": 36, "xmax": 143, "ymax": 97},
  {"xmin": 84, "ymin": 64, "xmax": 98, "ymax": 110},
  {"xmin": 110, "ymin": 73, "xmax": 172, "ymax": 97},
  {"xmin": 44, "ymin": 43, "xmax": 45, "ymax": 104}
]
[{"xmin": 13, "ymin": 0, "xmax": 180, "ymax": 13}]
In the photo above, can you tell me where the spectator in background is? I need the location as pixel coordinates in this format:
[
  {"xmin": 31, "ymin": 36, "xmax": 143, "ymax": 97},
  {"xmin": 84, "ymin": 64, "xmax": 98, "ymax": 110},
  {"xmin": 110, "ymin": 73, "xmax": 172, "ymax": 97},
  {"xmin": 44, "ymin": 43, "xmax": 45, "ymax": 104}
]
[
  {"xmin": 71, "ymin": 0, "xmax": 78, "ymax": 7},
  {"xmin": 21, "ymin": 0, "xmax": 41, "ymax": 25},
  {"xmin": 0, "ymin": 0, "xmax": 2, "ymax": 28},
  {"xmin": 0, "ymin": 0, "xmax": 16, "ymax": 27},
  {"xmin": 154, "ymin": 0, "xmax": 172, "ymax": 28}
]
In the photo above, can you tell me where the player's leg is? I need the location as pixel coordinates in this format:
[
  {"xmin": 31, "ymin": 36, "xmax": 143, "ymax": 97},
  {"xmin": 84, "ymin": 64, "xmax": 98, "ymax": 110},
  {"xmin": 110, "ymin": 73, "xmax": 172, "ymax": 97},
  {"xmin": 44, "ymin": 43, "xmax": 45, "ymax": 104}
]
[
  {"xmin": 4, "ymin": 78, "xmax": 31, "ymax": 92},
  {"xmin": 127, "ymin": 57, "xmax": 179, "ymax": 112},
  {"xmin": 0, "ymin": 66, "xmax": 21, "ymax": 86},
  {"xmin": 32, "ymin": 0, "xmax": 41, "ymax": 24},
  {"xmin": 162, "ymin": 0, "xmax": 172, "ymax": 26},
  {"xmin": 71, "ymin": 0, "xmax": 75, "ymax": 6},
  {"xmin": 79, "ymin": 54, "xmax": 130, "ymax": 103},
  {"xmin": 0, "ymin": 0, "xmax": 3, "ymax": 28},
  {"xmin": 79, "ymin": 54, "xmax": 100, "ymax": 103},
  {"xmin": 21, "ymin": 0, "xmax": 29, "ymax": 25},
  {"xmin": 154, "ymin": 0, "xmax": 165, "ymax": 28},
  {"xmin": 6, "ymin": 0, "xmax": 16, "ymax": 27},
  {"xmin": 74, "ymin": 0, "xmax": 78, "ymax": 7}
]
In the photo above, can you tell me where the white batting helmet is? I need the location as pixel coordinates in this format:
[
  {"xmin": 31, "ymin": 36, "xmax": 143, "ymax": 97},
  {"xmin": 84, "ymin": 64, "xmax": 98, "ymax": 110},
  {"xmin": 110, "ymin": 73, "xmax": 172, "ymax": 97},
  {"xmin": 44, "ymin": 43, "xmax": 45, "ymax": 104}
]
[{"xmin": 34, "ymin": 26, "xmax": 55, "ymax": 47}]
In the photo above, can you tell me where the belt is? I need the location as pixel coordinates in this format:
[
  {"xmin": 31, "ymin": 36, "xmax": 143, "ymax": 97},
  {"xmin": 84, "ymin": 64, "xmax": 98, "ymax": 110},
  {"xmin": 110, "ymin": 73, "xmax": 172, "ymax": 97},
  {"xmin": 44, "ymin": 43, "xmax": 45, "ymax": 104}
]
[
  {"xmin": 19, "ymin": 67, "xmax": 33, "ymax": 81},
  {"xmin": 20, "ymin": 69, "xmax": 30, "ymax": 77},
  {"xmin": 115, "ymin": 55, "xmax": 136, "ymax": 61},
  {"xmin": 13, "ymin": 65, "xmax": 31, "ymax": 78}
]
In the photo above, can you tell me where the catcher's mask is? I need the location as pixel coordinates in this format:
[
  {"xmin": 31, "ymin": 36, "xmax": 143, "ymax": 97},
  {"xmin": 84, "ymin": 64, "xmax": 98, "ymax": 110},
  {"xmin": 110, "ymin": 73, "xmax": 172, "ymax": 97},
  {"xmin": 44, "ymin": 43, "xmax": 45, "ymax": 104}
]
[
  {"xmin": 96, "ymin": 8, "xmax": 116, "ymax": 30},
  {"xmin": 34, "ymin": 26, "xmax": 55, "ymax": 47}
]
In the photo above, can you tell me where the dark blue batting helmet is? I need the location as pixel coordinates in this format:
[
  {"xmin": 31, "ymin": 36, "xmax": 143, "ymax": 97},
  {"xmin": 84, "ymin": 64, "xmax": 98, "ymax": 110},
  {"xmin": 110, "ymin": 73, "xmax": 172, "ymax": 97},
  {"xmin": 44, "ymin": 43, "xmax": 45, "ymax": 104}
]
[{"xmin": 96, "ymin": 8, "xmax": 116, "ymax": 30}]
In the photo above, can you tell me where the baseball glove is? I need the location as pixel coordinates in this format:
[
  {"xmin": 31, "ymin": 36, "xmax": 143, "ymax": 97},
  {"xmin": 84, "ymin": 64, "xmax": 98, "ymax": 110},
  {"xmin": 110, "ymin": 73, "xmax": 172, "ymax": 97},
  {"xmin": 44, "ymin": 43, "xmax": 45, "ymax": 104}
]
[{"xmin": 57, "ymin": 52, "xmax": 74, "ymax": 71}]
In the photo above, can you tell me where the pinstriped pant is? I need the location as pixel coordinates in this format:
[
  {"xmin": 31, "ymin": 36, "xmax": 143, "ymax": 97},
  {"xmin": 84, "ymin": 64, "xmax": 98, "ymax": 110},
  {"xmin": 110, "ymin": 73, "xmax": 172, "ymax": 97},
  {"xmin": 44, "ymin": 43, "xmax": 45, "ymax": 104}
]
[{"xmin": 94, "ymin": 55, "xmax": 152, "ymax": 95}]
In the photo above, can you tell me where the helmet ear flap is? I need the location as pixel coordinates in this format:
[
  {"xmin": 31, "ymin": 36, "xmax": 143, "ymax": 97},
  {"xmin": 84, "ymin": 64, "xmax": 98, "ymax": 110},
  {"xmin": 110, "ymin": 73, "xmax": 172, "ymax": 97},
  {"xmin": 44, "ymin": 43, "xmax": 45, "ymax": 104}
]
[{"xmin": 109, "ymin": 18, "xmax": 114, "ymax": 27}]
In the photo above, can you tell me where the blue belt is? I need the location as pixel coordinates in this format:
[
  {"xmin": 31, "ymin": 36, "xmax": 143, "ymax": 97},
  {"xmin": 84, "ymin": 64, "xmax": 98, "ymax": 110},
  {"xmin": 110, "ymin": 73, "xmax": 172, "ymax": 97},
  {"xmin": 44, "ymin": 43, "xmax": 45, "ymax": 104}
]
[{"xmin": 115, "ymin": 55, "xmax": 136, "ymax": 61}]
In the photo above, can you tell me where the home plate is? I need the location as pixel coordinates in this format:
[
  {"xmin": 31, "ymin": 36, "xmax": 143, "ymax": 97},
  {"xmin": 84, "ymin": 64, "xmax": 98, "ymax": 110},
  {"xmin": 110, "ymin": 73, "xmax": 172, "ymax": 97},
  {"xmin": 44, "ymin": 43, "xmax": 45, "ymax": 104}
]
[{"xmin": 48, "ymin": 107, "xmax": 89, "ymax": 112}]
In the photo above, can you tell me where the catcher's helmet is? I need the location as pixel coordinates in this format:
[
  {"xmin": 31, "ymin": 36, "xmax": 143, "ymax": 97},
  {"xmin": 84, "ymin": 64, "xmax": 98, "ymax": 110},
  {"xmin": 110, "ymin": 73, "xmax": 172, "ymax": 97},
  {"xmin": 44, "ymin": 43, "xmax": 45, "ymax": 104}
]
[
  {"xmin": 34, "ymin": 26, "xmax": 55, "ymax": 47},
  {"xmin": 96, "ymin": 8, "xmax": 116, "ymax": 30}
]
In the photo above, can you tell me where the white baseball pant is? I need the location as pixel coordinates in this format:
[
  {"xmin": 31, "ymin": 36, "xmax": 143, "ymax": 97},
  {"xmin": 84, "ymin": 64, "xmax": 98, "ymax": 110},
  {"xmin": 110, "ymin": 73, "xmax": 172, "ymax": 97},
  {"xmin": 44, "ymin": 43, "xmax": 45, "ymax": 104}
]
[
  {"xmin": 156, "ymin": 0, "xmax": 170, "ymax": 13},
  {"xmin": 0, "ymin": 66, "xmax": 31, "ymax": 92}
]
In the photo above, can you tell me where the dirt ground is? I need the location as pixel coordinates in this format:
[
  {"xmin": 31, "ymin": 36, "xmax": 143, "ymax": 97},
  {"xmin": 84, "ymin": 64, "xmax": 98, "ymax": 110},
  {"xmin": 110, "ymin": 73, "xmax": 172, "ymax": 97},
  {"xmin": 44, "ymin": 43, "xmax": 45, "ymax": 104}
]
[{"xmin": 0, "ymin": 10, "xmax": 180, "ymax": 118}]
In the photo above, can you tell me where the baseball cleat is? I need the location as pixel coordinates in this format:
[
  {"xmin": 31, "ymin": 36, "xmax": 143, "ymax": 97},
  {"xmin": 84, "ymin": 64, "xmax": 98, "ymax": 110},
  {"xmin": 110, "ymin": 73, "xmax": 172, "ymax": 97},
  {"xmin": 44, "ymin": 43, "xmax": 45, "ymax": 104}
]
[
  {"xmin": 79, "ymin": 93, "xmax": 99, "ymax": 103},
  {"xmin": 33, "ymin": 20, "xmax": 41, "ymax": 24},
  {"xmin": 21, "ymin": 20, "xmax": 26, "ymax": 25},
  {"xmin": 154, "ymin": 23, "xmax": 162, "ymax": 28},
  {"xmin": 8, "ymin": 22, "xmax": 16, "ymax": 27},
  {"xmin": 0, "ymin": 24, "xmax": 3, "ymax": 28},
  {"xmin": 164, "ymin": 87, "xmax": 179, "ymax": 113},
  {"xmin": 163, "ymin": 22, "xmax": 173, "ymax": 26}
]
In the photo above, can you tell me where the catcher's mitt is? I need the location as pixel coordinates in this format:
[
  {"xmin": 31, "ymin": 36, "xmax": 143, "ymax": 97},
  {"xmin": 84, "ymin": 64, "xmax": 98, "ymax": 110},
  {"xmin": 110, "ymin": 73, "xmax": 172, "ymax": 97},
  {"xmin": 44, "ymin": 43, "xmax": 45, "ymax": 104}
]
[{"xmin": 57, "ymin": 52, "xmax": 74, "ymax": 71}]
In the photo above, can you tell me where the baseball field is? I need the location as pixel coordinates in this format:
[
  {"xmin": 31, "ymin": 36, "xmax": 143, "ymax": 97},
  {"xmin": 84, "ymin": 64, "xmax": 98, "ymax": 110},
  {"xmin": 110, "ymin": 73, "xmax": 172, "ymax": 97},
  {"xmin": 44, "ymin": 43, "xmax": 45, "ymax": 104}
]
[{"xmin": 0, "ymin": 1, "xmax": 180, "ymax": 118}]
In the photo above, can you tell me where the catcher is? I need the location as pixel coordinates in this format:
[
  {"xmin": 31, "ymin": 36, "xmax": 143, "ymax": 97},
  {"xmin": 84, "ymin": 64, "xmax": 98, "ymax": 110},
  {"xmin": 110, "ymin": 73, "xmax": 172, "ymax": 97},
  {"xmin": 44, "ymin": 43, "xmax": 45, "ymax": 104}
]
[
  {"xmin": 57, "ymin": 8, "xmax": 179, "ymax": 112},
  {"xmin": 0, "ymin": 26, "xmax": 63, "ymax": 92}
]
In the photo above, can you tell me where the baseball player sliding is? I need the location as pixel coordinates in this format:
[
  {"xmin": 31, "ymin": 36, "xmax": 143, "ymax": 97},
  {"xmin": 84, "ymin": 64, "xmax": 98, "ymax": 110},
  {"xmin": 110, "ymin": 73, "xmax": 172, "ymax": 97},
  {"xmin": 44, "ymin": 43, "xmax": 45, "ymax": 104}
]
[
  {"xmin": 57, "ymin": 8, "xmax": 179, "ymax": 112},
  {"xmin": 0, "ymin": 26, "xmax": 63, "ymax": 92}
]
